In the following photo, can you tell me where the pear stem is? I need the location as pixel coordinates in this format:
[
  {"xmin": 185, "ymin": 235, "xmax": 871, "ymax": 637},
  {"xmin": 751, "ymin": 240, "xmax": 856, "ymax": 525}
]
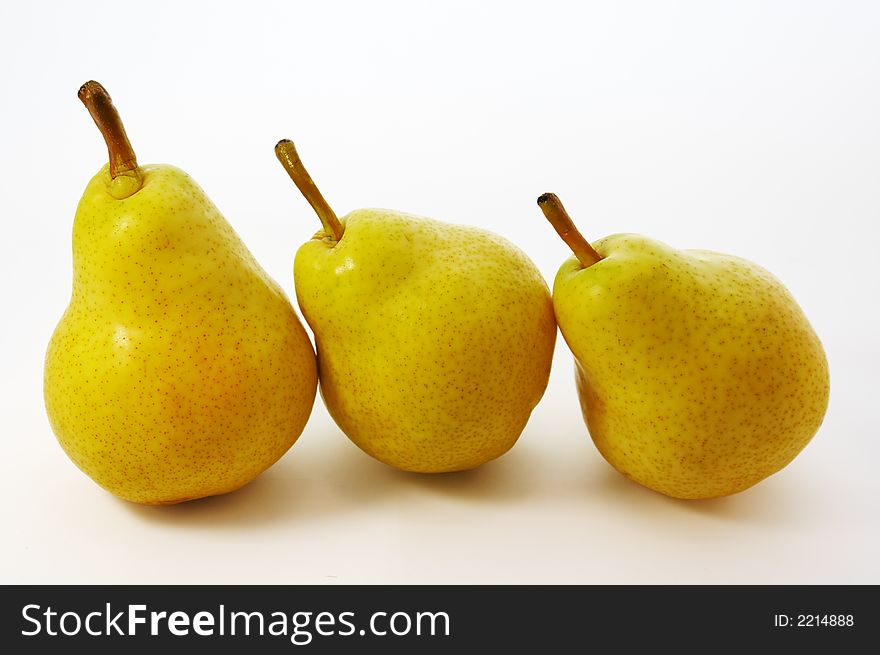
[
  {"xmin": 78, "ymin": 81, "xmax": 143, "ymax": 188},
  {"xmin": 537, "ymin": 193, "xmax": 602, "ymax": 267},
  {"xmin": 275, "ymin": 139, "xmax": 344, "ymax": 241}
]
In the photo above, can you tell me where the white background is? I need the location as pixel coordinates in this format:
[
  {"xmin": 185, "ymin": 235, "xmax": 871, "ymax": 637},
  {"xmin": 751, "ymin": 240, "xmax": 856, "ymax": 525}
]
[{"xmin": 1, "ymin": 1, "xmax": 878, "ymax": 584}]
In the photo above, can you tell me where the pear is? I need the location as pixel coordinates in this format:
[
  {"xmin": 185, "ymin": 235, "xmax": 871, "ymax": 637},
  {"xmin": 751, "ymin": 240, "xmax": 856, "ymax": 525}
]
[
  {"xmin": 44, "ymin": 82, "xmax": 317, "ymax": 504},
  {"xmin": 538, "ymin": 193, "xmax": 829, "ymax": 499},
  {"xmin": 274, "ymin": 140, "xmax": 556, "ymax": 472}
]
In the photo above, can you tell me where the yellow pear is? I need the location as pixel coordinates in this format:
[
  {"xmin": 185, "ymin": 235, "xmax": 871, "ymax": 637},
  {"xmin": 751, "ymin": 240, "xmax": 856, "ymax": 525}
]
[
  {"xmin": 44, "ymin": 82, "xmax": 317, "ymax": 504},
  {"xmin": 538, "ymin": 193, "xmax": 829, "ymax": 499},
  {"xmin": 274, "ymin": 140, "xmax": 556, "ymax": 472}
]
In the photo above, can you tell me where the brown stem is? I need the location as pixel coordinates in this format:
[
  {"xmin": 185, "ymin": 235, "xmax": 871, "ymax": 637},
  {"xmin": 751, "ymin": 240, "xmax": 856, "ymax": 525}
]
[
  {"xmin": 275, "ymin": 139, "xmax": 344, "ymax": 241},
  {"xmin": 78, "ymin": 81, "xmax": 142, "ymax": 187},
  {"xmin": 537, "ymin": 193, "xmax": 602, "ymax": 267}
]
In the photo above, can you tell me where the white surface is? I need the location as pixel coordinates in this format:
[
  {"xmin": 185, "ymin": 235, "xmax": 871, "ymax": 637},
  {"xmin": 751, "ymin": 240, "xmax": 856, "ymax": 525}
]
[{"xmin": 1, "ymin": 1, "xmax": 878, "ymax": 584}]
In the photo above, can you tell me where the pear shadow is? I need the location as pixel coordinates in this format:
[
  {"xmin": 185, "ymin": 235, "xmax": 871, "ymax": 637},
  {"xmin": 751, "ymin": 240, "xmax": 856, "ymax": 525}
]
[
  {"xmin": 384, "ymin": 445, "xmax": 539, "ymax": 504},
  {"xmin": 119, "ymin": 465, "xmax": 314, "ymax": 529},
  {"xmin": 584, "ymin": 462, "xmax": 820, "ymax": 528},
  {"xmin": 122, "ymin": 431, "xmax": 537, "ymax": 529},
  {"xmin": 121, "ymin": 431, "xmax": 394, "ymax": 530}
]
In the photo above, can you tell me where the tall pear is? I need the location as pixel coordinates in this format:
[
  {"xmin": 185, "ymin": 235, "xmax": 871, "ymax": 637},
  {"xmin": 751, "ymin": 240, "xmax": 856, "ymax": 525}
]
[
  {"xmin": 538, "ymin": 193, "xmax": 829, "ymax": 499},
  {"xmin": 275, "ymin": 140, "xmax": 556, "ymax": 473},
  {"xmin": 44, "ymin": 82, "xmax": 317, "ymax": 504}
]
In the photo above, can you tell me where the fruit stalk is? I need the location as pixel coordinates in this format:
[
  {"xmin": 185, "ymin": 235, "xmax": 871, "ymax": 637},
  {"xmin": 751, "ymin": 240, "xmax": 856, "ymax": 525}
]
[
  {"xmin": 275, "ymin": 139, "xmax": 344, "ymax": 241},
  {"xmin": 537, "ymin": 193, "xmax": 602, "ymax": 267},
  {"xmin": 78, "ymin": 81, "xmax": 143, "ymax": 190}
]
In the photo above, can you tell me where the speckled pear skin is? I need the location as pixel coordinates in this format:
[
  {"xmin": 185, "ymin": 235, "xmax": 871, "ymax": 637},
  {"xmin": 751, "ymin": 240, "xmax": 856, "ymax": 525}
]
[
  {"xmin": 554, "ymin": 234, "xmax": 829, "ymax": 499},
  {"xmin": 44, "ymin": 164, "xmax": 318, "ymax": 504},
  {"xmin": 295, "ymin": 210, "xmax": 557, "ymax": 472}
]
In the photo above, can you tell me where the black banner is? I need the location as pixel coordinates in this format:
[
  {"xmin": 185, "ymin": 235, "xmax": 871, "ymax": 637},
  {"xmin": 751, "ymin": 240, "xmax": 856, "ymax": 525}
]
[{"xmin": 0, "ymin": 585, "xmax": 874, "ymax": 652}]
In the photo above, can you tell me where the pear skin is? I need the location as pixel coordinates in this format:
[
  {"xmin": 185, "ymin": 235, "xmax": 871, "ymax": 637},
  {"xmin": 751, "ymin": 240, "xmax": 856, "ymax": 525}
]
[
  {"xmin": 540, "ymin": 194, "xmax": 829, "ymax": 499},
  {"xmin": 44, "ymin": 83, "xmax": 317, "ymax": 504},
  {"xmin": 296, "ymin": 210, "xmax": 557, "ymax": 472},
  {"xmin": 277, "ymin": 141, "xmax": 556, "ymax": 472}
]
